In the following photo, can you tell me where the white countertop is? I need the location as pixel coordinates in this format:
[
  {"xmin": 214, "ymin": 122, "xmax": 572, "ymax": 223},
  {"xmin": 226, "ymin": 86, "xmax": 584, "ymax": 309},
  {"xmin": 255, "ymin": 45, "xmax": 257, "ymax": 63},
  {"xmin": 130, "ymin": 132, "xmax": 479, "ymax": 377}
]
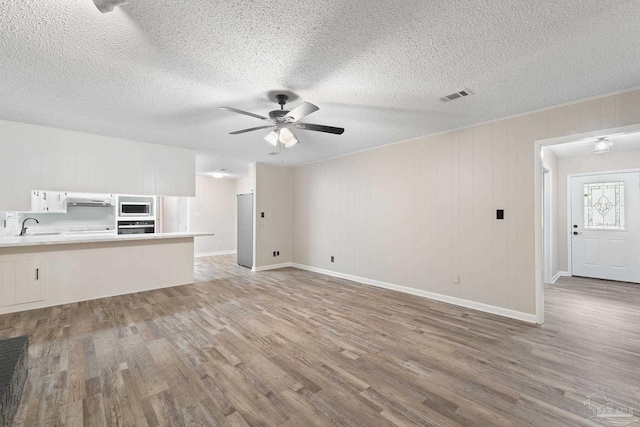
[{"xmin": 0, "ymin": 231, "xmax": 214, "ymax": 248}]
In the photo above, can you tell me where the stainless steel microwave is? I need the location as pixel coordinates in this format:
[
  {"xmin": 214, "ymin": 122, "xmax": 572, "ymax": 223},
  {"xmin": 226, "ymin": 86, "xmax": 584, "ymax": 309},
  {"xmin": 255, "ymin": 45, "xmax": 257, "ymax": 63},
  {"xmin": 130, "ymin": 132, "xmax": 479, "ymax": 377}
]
[{"xmin": 119, "ymin": 202, "xmax": 151, "ymax": 216}]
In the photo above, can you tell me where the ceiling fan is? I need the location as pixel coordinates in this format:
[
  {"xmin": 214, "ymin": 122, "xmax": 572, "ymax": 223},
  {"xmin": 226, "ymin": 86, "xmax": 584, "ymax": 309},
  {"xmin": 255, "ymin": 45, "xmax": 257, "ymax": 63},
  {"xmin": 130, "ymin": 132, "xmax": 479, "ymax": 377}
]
[{"xmin": 220, "ymin": 94, "xmax": 344, "ymax": 148}]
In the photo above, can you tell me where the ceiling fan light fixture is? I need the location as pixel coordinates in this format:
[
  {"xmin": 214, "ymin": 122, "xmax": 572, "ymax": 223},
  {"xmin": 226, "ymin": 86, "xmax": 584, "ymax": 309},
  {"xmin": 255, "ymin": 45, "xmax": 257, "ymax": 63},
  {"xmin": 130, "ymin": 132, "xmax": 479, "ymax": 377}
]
[
  {"xmin": 93, "ymin": 0, "xmax": 129, "ymax": 13},
  {"xmin": 279, "ymin": 128, "xmax": 299, "ymax": 148},
  {"xmin": 223, "ymin": 94, "xmax": 344, "ymax": 146},
  {"xmin": 594, "ymin": 138, "xmax": 613, "ymax": 154},
  {"xmin": 265, "ymin": 130, "xmax": 279, "ymax": 146}
]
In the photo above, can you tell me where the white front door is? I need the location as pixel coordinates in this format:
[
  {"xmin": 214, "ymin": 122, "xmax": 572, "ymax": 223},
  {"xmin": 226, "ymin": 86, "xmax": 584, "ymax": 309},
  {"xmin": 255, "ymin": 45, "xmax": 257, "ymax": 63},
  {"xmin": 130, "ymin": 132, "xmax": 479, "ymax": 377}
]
[{"xmin": 571, "ymin": 172, "xmax": 640, "ymax": 283}]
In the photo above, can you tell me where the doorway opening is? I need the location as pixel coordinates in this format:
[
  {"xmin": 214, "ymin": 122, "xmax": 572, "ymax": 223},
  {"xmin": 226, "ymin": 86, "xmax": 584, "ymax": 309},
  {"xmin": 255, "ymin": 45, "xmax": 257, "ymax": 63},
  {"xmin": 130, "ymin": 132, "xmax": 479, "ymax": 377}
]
[{"xmin": 535, "ymin": 124, "xmax": 640, "ymax": 324}]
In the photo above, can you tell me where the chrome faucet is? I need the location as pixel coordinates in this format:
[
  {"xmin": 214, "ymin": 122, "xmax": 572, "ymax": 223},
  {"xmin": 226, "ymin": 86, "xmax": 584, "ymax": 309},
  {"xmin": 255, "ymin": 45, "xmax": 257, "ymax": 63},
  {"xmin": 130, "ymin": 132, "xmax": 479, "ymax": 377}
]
[{"xmin": 19, "ymin": 218, "xmax": 39, "ymax": 236}]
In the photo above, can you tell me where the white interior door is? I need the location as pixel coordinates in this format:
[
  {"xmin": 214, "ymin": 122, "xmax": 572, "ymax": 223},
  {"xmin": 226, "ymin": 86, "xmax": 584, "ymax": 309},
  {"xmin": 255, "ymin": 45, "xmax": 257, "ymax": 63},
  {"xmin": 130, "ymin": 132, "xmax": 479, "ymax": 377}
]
[{"xmin": 571, "ymin": 172, "xmax": 640, "ymax": 283}]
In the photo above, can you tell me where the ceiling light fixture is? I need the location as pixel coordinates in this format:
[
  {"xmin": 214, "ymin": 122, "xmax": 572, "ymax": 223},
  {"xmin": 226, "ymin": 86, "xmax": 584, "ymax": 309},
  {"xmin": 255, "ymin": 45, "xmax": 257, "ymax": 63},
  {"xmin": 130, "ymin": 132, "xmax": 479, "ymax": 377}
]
[
  {"xmin": 93, "ymin": 0, "xmax": 129, "ymax": 13},
  {"xmin": 279, "ymin": 128, "xmax": 299, "ymax": 148},
  {"xmin": 265, "ymin": 130, "xmax": 279, "ymax": 146},
  {"xmin": 211, "ymin": 169, "xmax": 226, "ymax": 179},
  {"xmin": 264, "ymin": 128, "xmax": 299, "ymax": 148},
  {"xmin": 593, "ymin": 137, "xmax": 613, "ymax": 154}
]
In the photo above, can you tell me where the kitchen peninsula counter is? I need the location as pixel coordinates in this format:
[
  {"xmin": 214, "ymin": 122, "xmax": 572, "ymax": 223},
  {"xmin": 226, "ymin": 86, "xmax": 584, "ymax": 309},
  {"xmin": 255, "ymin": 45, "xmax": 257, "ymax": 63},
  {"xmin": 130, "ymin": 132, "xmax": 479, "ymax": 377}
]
[
  {"xmin": 0, "ymin": 232, "xmax": 214, "ymax": 314},
  {"xmin": 0, "ymin": 231, "xmax": 214, "ymax": 248}
]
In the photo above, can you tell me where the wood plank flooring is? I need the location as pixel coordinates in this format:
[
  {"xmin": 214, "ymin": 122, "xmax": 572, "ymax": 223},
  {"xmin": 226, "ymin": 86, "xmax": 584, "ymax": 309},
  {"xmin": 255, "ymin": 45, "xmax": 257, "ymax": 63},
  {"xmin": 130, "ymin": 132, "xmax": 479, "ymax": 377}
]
[{"xmin": 1, "ymin": 256, "xmax": 639, "ymax": 426}]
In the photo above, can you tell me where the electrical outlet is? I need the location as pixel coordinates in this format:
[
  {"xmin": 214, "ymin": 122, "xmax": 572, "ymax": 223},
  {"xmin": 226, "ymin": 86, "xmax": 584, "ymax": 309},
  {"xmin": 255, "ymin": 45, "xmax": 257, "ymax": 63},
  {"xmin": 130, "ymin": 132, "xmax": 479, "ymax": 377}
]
[
  {"xmin": 273, "ymin": 251, "xmax": 276, "ymax": 257},
  {"xmin": 453, "ymin": 276, "xmax": 460, "ymax": 284},
  {"xmin": 261, "ymin": 212, "xmax": 265, "ymax": 218},
  {"xmin": 331, "ymin": 256, "xmax": 334, "ymax": 262},
  {"xmin": 276, "ymin": 251, "xmax": 280, "ymax": 256}
]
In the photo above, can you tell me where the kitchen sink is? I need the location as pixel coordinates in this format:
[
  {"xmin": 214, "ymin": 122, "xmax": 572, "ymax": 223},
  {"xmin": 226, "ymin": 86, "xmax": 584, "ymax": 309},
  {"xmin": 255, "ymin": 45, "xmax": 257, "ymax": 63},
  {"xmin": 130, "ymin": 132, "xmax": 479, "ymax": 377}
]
[{"xmin": 20, "ymin": 232, "xmax": 61, "ymax": 237}]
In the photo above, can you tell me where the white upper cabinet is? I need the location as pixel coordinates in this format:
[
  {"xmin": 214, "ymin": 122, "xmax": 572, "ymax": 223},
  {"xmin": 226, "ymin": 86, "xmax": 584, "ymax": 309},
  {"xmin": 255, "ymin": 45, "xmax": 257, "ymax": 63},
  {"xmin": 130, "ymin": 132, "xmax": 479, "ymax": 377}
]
[
  {"xmin": 30, "ymin": 191, "xmax": 42, "ymax": 212},
  {"xmin": 30, "ymin": 191, "xmax": 68, "ymax": 213},
  {"xmin": 0, "ymin": 119, "xmax": 196, "ymax": 211},
  {"xmin": 48, "ymin": 191, "xmax": 68, "ymax": 213}
]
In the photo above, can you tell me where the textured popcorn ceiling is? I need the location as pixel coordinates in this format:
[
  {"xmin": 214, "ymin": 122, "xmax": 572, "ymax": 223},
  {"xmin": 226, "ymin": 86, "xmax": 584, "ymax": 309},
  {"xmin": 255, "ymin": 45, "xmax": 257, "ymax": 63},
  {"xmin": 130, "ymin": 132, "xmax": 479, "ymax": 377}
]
[{"xmin": 1, "ymin": 0, "xmax": 640, "ymax": 177}]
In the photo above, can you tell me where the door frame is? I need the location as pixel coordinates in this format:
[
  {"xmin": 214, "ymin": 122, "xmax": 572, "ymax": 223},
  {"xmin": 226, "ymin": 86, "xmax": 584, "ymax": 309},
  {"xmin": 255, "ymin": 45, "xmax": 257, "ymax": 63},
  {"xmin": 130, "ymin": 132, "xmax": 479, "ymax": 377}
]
[
  {"xmin": 543, "ymin": 168, "xmax": 552, "ymax": 284},
  {"xmin": 566, "ymin": 169, "xmax": 640, "ymax": 277},
  {"xmin": 534, "ymin": 122, "xmax": 640, "ymax": 324}
]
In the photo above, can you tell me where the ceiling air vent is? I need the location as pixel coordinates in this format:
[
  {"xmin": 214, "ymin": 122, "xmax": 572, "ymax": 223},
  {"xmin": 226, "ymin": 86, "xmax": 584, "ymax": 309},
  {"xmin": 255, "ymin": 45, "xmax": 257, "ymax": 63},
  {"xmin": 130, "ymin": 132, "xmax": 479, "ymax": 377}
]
[{"xmin": 439, "ymin": 89, "xmax": 474, "ymax": 103}]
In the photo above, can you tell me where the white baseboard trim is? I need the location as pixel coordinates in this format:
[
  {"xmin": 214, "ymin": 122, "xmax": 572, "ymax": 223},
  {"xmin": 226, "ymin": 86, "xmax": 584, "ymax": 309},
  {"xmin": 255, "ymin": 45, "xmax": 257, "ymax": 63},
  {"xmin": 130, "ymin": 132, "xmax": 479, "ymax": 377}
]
[
  {"xmin": 551, "ymin": 271, "xmax": 570, "ymax": 284},
  {"xmin": 195, "ymin": 250, "xmax": 237, "ymax": 258},
  {"xmin": 253, "ymin": 262, "xmax": 294, "ymax": 272},
  {"xmin": 290, "ymin": 263, "xmax": 538, "ymax": 324}
]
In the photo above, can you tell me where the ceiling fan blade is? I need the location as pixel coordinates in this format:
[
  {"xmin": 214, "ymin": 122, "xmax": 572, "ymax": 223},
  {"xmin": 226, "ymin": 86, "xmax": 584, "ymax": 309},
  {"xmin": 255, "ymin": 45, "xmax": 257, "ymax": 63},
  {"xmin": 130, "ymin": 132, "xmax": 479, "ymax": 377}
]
[
  {"xmin": 293, "ymin": 123, "xmax": 345, "ymax": 135},
  {"xmin": 220, "ymin": 106, "xmax": 270, "ymax": 121},
  {"xmin": 284, "ymin": 102, "xmax": 319, "ymax": 123},
  {"xmin": 229, "ymin": 125, "xmax": 275, "ymax": 135}
]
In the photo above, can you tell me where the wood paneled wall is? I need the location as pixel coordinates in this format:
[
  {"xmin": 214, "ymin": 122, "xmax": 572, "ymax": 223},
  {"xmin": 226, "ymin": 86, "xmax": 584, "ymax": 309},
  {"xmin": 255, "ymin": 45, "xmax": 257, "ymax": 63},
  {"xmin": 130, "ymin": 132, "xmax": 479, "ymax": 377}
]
[
  {"xmin": 255, "ymin": 163, "xmax": 292, "ymax": 268},
  {"xmin": 292, "ymin": 88, "xmax": 640, "ymax": 316}
]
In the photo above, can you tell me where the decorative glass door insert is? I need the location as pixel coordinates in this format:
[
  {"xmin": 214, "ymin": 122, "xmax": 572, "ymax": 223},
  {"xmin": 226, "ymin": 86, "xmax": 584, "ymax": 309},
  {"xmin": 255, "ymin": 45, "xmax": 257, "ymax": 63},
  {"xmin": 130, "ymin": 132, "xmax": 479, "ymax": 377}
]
[{"xmin": 583, "ymin": 181, "xmax": 625, "ymax": 230}]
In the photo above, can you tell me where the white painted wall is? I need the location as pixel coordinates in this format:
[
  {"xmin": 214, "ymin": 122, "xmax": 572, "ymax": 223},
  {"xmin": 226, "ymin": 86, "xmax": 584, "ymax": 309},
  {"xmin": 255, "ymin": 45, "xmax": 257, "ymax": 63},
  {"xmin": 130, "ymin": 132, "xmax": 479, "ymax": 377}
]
[
  {"xmin": 236, "ymin": 163, "xmax": 255, "ymax": 195},
  {"xmin": 0, "ymin": 119, "xmax": 196, "ymax": 211},
  {"xmin": 190, "ymin": 175, "xmax": 237, "ymax": 256},
  {"xmin": 291, "ymin": 89, "xmax": 640, "ymax": 317},
  {"xmin": 255, "ymin": 163, "xmax": 291, "ymax": 268},
  {"xmin": 554, "ymin": 148, "xmax": 640, "ymax": 273}
]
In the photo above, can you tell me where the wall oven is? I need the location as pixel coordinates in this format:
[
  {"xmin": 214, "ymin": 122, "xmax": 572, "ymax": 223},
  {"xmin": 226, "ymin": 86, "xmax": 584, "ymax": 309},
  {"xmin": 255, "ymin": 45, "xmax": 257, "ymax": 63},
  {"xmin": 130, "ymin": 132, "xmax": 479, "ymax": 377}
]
[
  {"xmin": 119, "ymin": 202, "xmax": 151, "ymax": 216},
  {"xmin": 117, "ymin": 220, "xmax": 155, "ymax": 235}
]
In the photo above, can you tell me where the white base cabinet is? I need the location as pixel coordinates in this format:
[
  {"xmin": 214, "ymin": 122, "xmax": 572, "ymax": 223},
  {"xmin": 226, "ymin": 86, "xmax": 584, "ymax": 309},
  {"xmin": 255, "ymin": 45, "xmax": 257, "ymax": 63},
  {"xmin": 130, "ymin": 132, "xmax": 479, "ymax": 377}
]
[
  {"xmin": 0, "ymin": 257, "xmax": 44, "ymax": 307},
  {"xmin": 0, "ymin": 237, "xmax": 193, "ymax": 314}
]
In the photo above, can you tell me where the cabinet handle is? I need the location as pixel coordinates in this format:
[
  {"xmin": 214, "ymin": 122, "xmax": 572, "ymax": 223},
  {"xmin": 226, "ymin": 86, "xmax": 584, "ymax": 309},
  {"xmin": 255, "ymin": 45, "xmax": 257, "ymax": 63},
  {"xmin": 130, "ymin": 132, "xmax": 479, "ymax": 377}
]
[{"xmin": 36, "ymin": 268, "xmax": 39, "ymax": 280}]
